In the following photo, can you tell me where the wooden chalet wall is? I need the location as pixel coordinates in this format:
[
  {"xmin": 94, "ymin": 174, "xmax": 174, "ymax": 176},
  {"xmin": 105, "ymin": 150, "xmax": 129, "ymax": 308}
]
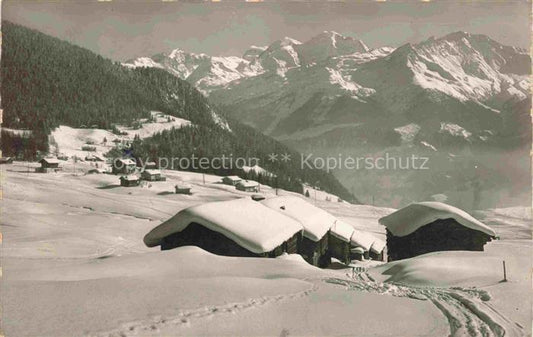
[
  {"xmin": 300, "ymin": 235, "xmax": 329, "ymax": 267},
  {"xmin": 328, "ymin": 234, "xmax": 351, "ymax": 265},
  {"xmin": 386, "ymin": 218, "xmax": 493, "ymax": 261}
]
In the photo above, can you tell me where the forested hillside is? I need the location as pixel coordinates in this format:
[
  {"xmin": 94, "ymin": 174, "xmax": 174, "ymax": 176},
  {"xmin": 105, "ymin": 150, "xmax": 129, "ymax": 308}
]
[
  {"xmin": 1, "ymin": 21, "xmax": 221, "ymax": 130},
  {"xmin": 1, "ymin": 21, "xmax": 356, "ymax": 202}
]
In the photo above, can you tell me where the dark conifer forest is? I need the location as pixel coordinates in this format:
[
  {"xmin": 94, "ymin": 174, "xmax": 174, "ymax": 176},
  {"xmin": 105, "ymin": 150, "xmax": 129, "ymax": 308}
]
[{"xmin": 1, "ymin": 21, "xmax": 356, "ymax": 202}]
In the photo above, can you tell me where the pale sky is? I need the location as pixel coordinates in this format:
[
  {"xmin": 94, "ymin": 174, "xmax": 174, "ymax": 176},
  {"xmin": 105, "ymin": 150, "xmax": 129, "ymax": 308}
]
[{"xmin": 3, "ymin": 0, "xmax": 531, "ymax": 61}]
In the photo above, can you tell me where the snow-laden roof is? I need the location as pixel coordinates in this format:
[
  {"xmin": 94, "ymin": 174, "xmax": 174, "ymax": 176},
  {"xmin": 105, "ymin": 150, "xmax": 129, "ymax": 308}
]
[
  {"xmin": 175, "ymin": 183, "xmax": 192, "ymax": 189},
  {"xmin": 143, "ymin": 169, "xmax": 162, "ymax": 175},
  {"xmin": 88, "ymin": 168, "xmax": 107, "ymax": 174},
  {"xmin": 330, "ymin": 220, "xmax": 354, "ymax": 242},
  {"xmin": 350, "ymin": 229, "xmax": 376, "ymax": 251},
  {"xmin": 116, "ymin": 158, "xmax": 136, "ymax": 165},
  {"xmin": 379, "ymin": 201, "xmax": 496, "ymax": 238},
  {"xmin": 143, "ymin": 198, "xmax": 303, "ymax": 254},
  {"xmin": 223, "ymin": 176, "xmax": 241, "ymax": 181},
  {"xmin": 120, "ymin": 175, "xmax": 139, "ymax": 181},
  {"xmin": 261, "ymin": 196, "xmax": 335, "ymax": 241},
  {"xmin": 121, "ymin": 175, "xmax": 139, "ymax": 181},
  {"xmin": 40, "ymin": 157, "xmax": 59, "ymax": 164},
  {"xmin": 237, "ymin": 180, "xmax": 259, "ymax": 188},
  {"xmin": 370, "ymin": 239, "xmax": 386, "ymax": 254}
]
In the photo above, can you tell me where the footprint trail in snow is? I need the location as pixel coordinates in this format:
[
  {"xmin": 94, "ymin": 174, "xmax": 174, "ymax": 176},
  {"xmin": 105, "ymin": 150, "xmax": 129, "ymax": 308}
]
[{"xmin": 326, "ymin": 272, "xmax": 525, "ymax": 337}]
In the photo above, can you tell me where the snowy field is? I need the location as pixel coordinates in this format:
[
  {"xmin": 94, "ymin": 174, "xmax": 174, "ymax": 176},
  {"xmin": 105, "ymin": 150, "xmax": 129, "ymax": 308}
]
[
  {"xmin": 49, "ymin": 111, "xmax": 191, "ymax": 159},
  {"xmin": 1, "ymin": 162, "xmax": 531, "ymax": 336}
]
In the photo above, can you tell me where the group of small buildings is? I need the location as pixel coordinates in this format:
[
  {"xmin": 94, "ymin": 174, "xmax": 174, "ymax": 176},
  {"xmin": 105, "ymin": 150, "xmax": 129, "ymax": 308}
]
[
  {"xmin": 119, "ymin": 170, "xmax": 167, "ymax": 187},
  {"xmin": 112, "ymin": 159, "xmax": 167, "ymax": 187},
  {"xmin": 144, "ymin": 195, "xmax": 386, "ymax": 268},
  {"xmin": 222, "ymin": 175, "xmax": 260, "ymax": 193},
  {"xmin": 144, "ymin": 198, "xmax": 497, "ymax": 267}
]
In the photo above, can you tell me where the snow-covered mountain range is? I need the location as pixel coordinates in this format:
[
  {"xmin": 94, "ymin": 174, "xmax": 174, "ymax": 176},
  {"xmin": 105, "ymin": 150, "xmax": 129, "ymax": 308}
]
[
  {"xmin": 123, "ymin": 30, "xmax": 529, "ymax": 150},
  {"xmin": 124, "ymin": 31, "xmax": 531, "ymax": 207}
]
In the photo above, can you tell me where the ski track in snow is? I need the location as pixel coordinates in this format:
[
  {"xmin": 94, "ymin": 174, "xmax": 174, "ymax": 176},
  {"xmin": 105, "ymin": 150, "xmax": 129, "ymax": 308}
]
[
  {"xmin": 92, "ymin": 269, "xmax": 524, "ymax": 337},
  {"xmin": 327, "ymin": 272, "xmax": 525, "ymax": 337},
  {"xmin": 94, "ymin": 282, "xmax": 320, "ymax": 337}
]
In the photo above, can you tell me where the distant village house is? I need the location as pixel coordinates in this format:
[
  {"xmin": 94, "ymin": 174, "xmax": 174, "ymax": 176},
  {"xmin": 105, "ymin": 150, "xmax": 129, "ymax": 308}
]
[
  {"xmin": 119, "ymin": 175, "xmax": 140, "ymax": 187},
  {"xmin": 36, "ymin": 158, "xmax": 61, "ymax": 173},
  {"xmin": 85, "ymin": 154, "xmax": 105, "ymax": 162},
  {"xmin": 141, "ymin": 169, "xmax": 165, "ymax": 181},
  {"xmin": 0, "ymin": 157, "xmax": 14, "ymax": 164},
  {"xmin": 236, "ymin": 180, "xmax": 260, "ymax": 192},
  {"xmin": 87, "ymin": 168, "xmax": 107, "ymax": 174},
  {"xmin": 112, "ymin": 158, "xmax": 136, "ymax": 174},
  {"xmin": 81, "ymin": 145, "xmax": 97, "ymax": 151},
  {"xmin": 175, "ymin": 183, "xmax": 192, "ymax": 195},
  {"xmin": 221, "ymin": 176, "xmax": 242, "ymax": 186},
  {"xmin": 145, "ymin": 161, "xmax": 158, "ymax": 169}
]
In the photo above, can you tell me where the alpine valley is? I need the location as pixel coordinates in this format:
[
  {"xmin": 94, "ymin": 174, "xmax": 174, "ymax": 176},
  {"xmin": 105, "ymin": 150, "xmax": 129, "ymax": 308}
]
[{"xmin": 124, "ymin": 31, "xmax": 532, "ymax": 208}]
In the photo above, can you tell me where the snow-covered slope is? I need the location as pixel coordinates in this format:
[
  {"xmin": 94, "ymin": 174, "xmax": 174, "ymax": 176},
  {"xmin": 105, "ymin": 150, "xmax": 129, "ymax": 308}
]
[
  {"xmin": 49, "ymin": 111, "xmax": 191, "ymax": 159},
  {"xmin": 406, "ymin": 32, "xmax": 530, "ymax": 103},
  {"xmin": 2, "ymin": 165, "xmax": 529, "ymax": 336}
]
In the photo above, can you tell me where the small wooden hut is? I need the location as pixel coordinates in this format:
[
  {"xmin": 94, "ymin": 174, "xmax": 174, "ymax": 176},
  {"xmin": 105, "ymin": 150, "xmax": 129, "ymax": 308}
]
[
  {"xmin": 81, "ymin": 145, "xmax": 97, "ymax": 151},
  {"xmin": 85, "ymin": 154, "xmax": 104, "ymax": 162},
  {"xmin": 143, "ymin": 198, "xmax": 303, "ymax": 258},
  {"xmin": 120, "ymin": 175, "xmax": 140, "ymax": 187},
  {"xmin": 87, "ymin": 168, "xmax": 107, "ymax": 174},
  {"xmin": 141, "ymin": 169, "xmax": 165, "ymax": 181},
  {"xmin": 222, "ymin": 176, "xmax": 242, "ymax": 186},
  {"xmin": 112, "ymin": 158, "xmax": 136, "ymax": 174},
  {"xmin": 236, "ymin": 180, "xmax": 260, "ymax": 192},
  {"xmin": 379, "ymin": 202, "xmax": 496, "ymax": 261},
  {"xmin": 36, "ymin": 158, "xmax": 60, "ymax": 173},
  {"xmin": 250, "ymin": 194, "xmax": 266, "ymax": 201},
  {"xmin": 175, "ymin": 183, "xmax": 192, "ymax": 195},
  {"xmin": 0, "ymin": 157, "xmax": 14, "ymax": 164},
  {"xmin": 145, "ymin": 161, "xmax": 158, "ymax": 169}
]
